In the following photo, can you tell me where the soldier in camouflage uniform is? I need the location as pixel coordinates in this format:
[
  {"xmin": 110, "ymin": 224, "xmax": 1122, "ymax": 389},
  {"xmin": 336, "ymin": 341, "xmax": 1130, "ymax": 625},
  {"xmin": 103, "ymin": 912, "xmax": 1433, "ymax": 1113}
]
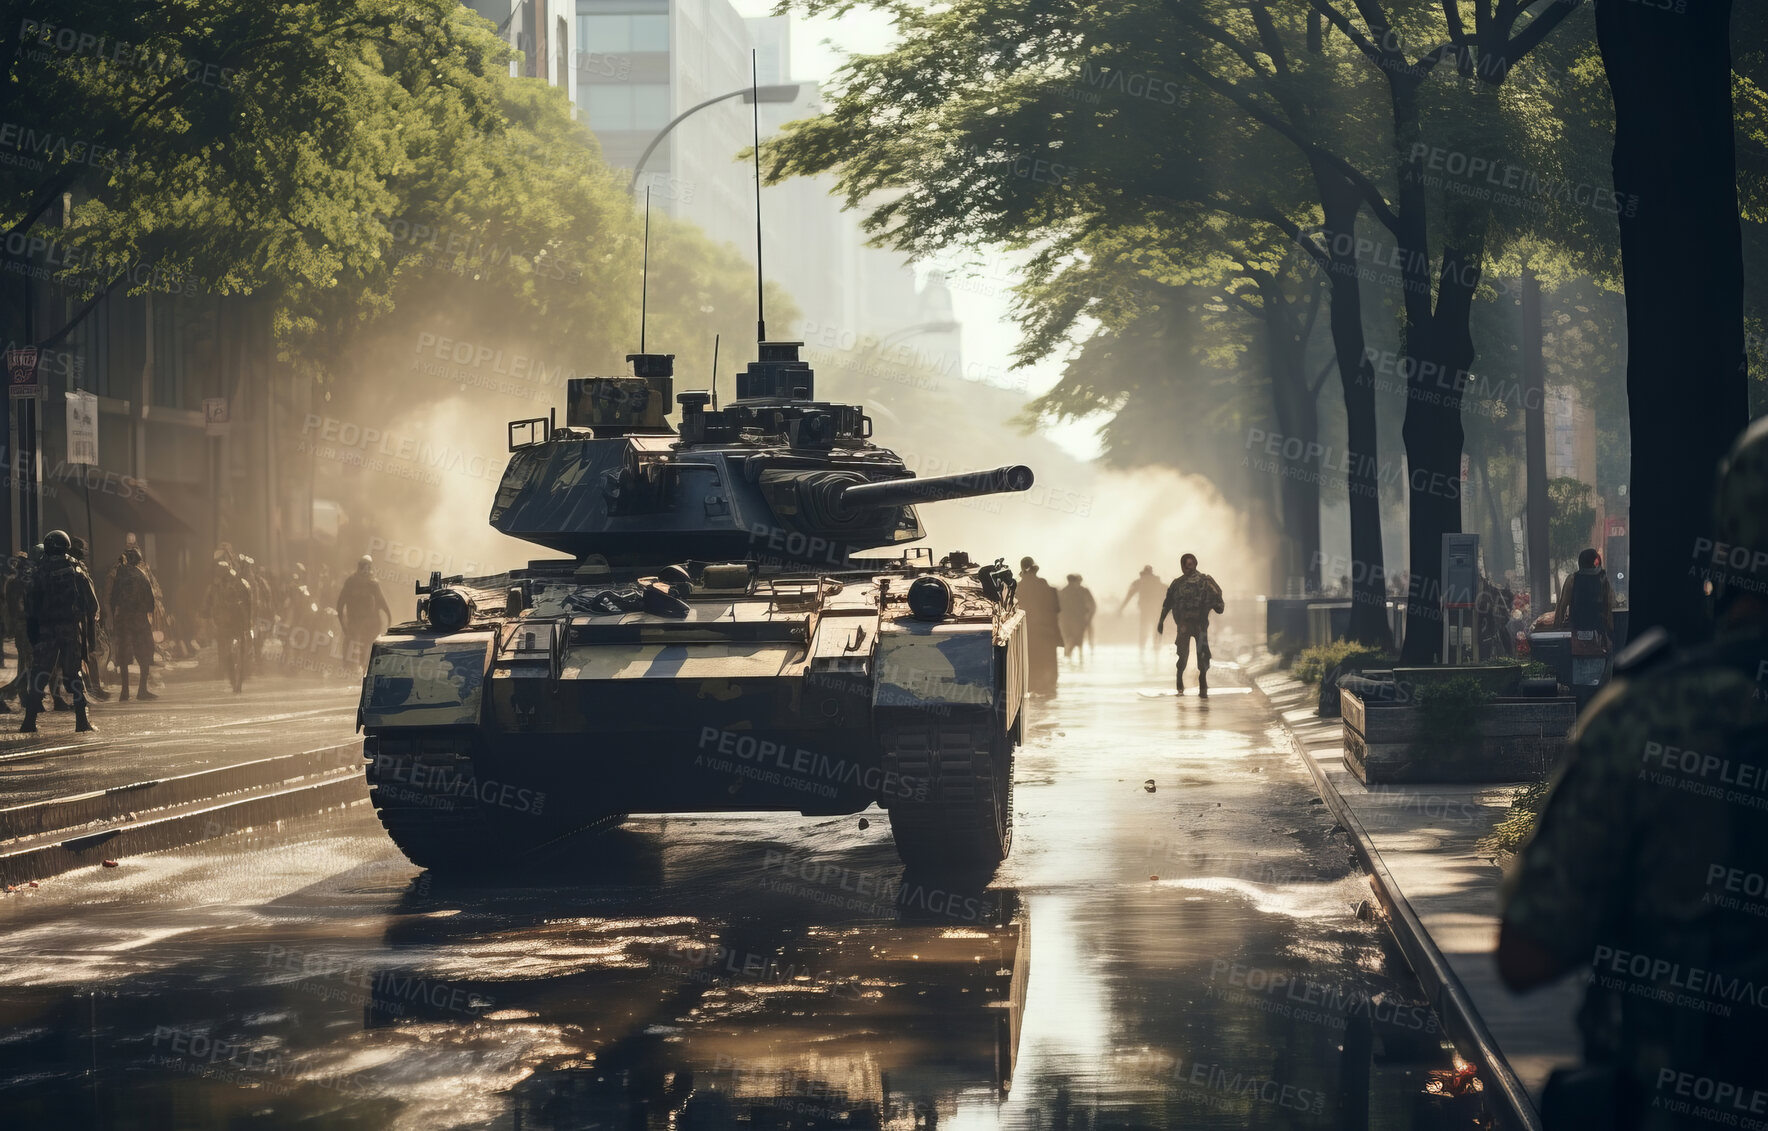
[
  {"xmin": 1157, "ymin": 553, "xmax": 1224, "ymax": 697},
  {"xmin": 21, "ymin": 530, "xmax": 98, "ymax": 733},
  {"xmin": 201, "ymin": 561, "xmax": 255, "ymax": 693},
  {"xmin": 1499, "ymin": 417, "xmax": 1768, "ymax": 1129},
  {"xmin": 0, "ymin": 553, "xmax": 27, "ymax": 711},
  {"xmin": 109, "ymin": 547, "xmax": 159, "ymax": 702}
]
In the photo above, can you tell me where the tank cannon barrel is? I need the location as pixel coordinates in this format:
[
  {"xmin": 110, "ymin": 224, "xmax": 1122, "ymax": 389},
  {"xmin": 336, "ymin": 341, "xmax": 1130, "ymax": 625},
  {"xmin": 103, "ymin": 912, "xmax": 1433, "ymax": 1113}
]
[{"xmin": 838, "ymin": 465, "xmax": 1035, "ymax": 510}]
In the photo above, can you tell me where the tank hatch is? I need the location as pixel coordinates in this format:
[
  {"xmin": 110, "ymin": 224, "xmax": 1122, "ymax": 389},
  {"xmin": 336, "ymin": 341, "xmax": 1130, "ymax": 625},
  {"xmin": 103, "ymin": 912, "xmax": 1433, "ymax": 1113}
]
[{"xmin": 567, "ymin": 353, "xmax": 675, "ymax": 437}]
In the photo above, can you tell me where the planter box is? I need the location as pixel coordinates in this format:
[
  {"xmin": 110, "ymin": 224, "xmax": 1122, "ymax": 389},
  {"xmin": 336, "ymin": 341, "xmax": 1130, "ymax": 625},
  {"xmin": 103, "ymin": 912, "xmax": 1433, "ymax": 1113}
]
[
  {"xmin": 1391, "ymin": 664, "xmax": 1524, "ymax": 697},
  {"xmin": 1341, "ymin": 688, "xmax": 1576, "ymax": 785}
]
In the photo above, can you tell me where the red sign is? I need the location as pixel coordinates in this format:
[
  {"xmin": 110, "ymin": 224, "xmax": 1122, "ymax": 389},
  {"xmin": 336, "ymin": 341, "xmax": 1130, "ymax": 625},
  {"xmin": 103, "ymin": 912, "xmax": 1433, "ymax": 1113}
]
[
  {"xmin": 6, "ymin": 347, "xmax": 38, "ymax": 387},
  {"xmin": 1606, "ymin": 516, "xmax": 1628, "ymax": 539}
]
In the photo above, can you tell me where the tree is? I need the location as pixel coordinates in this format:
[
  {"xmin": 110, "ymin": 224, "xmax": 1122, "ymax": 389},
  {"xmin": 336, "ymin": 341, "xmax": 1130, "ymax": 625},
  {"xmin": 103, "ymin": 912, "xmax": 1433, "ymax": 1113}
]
[
  {"xmin": 773, "ymin": 0, "xmax": 1401, "ymax": 643},
  {"xmin": 1547, "ymin": 475, "xmax": 1596, "ymax": 581},
  {"xmin": 1595, "ymin": 0, "xmax": 1749, "ymax": 644}
]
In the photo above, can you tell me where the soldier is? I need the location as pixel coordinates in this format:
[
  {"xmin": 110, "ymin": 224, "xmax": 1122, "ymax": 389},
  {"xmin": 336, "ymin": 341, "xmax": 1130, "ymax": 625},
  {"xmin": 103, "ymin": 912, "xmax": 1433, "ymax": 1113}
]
[
  {"xmin": 109, "ymin": 547, "xmax": 159, "ymax": 702},
  {"xmin": 201, "ymin": 560, "xmax": 254, "ymax": 692},
  {"xmin": 335, "ymin": 555, "xmax": 392, "ymax": 668},
  {"xmin": 238, "ymin": 554, "xmax": 272, "ymax": 667},
  {"xmin": 1058, "ymin": 574, "xmax": 1096, "ymax": 661},
  {"xmin": 21, "ymin": 530, "xmax": 98, "ymax": 733},
  {"xmin": 1118, "ymin": 565, "xmax": 1167, "ymax": 654},
  {"xmin": 1157, "ymin": 553, "xmax": 1225, "ymax": 697},
  {"xmin": 1497, "ymin": 418, "xmax": 1768, "ymax": 1128},
  {"xmin": 1016, "ymin": 557, "xmax": 1062, "ymax": 695},
  {"xmin": 0, "ymin": 553, "xmax": 26, "ymax": 711},
  {"xmin": 68, "ymin": 536, "xmax": 109, "ymax": 701}
]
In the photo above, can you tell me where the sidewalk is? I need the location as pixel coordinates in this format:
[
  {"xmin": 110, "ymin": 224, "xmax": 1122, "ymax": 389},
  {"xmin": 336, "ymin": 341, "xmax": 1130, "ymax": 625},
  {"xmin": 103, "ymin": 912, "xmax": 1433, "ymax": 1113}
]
[{"xmin": 1252, "ymin": 665, "xmax": 1583, "ymax": 1127}]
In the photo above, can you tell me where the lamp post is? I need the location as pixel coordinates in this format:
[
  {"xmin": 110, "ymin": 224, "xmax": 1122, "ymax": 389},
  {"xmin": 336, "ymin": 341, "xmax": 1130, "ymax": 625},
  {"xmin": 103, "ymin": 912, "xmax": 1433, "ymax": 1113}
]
[{"xmin": 627, "ymin": 84, "xmax": 801, "ymax": 196}]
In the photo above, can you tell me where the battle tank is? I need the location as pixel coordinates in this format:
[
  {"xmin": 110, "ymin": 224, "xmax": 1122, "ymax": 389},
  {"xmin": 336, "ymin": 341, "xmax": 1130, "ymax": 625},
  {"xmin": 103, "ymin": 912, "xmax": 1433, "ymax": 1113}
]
[{"xmin": 358, "ymin": 342, "xmax": 1034, "ymax": 875}]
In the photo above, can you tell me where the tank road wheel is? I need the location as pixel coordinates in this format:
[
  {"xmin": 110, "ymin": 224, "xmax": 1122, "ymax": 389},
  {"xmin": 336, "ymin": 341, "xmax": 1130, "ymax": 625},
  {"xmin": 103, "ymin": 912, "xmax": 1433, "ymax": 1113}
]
[
  {"xmin": 364, "ymin": 733, "xmax": 625, "ymax": 873},
  {"xmin": 883, "ymin": 718, "xmax": 1014, "ymax": 877}
]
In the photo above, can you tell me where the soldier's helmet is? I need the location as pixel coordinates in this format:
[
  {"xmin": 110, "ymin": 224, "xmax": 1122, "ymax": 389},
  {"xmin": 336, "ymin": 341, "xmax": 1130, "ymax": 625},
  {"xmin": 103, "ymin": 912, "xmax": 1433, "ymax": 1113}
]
[
  {"xmin": 124, "ymin": 547, "xmax": 142, "ymax": 564},
  {"xmin": 42, "ymin": 530, "xmax": 72, "ymax": 555},
  {"xmin": 1714, "ymin": 415, "xmax": 1768, "ymax": 599},
  {"xmin": 358, "ymin": 555, "xmax": 373, "ymax": 570},
  {"xmin": 1020, "ymin": 556, "xmax": 1036, "ymax": 571}
]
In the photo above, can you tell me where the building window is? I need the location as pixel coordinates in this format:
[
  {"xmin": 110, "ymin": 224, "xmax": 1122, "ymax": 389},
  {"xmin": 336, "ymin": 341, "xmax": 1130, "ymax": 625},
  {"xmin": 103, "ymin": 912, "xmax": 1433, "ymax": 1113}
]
[
  {"xmin": 584, "ymin": 82, "xmax": 669, "ymax": 130},
  {"xmin": 578, "ymin": 13, "xmax": 668, "ymax": 53}
]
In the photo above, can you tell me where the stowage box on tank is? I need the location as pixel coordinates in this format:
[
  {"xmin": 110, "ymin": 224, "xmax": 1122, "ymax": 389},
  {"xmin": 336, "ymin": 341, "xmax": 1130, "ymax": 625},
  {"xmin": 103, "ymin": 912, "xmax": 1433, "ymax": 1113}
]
[{"xmin": 359, "ymin": 342, "xmax": 1033, "ymax": 876}]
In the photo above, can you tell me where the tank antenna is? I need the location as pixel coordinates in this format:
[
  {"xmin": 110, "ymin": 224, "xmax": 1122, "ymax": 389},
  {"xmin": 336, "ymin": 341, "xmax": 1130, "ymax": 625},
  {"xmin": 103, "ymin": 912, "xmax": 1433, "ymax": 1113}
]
[
  {"xmin": 751, "ymin": 50, "xmax": 766, "ymax": 345},
  {"xmin": 640, "ymin": 185, "xmax": 652, "ymax": 353},
  {"xmin": 711, "ymin": 333, "xmax": 721, "ymax": 410}
]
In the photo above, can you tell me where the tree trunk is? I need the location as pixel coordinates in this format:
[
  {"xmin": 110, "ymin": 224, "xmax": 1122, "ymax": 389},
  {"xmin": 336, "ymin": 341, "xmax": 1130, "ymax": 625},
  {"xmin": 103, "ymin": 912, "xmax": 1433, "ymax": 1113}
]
[
  {"xmin": 1317, "ymin": 172, "xmax": 1391, "ymax": 648},
  {"xmin": 1258, "ymin": 274, "xmax": 1323, "ymax": 597},
  {"xmin": 1521, "ymin": 270, "xmax": 1551, "ymax": 619},
  {"xmin": 1398, "ymin": 244, "xmax": 1482, "ymax": 663},
  {"xmin": 1597, "ymin": 0, "xmax": 1747, "ymax": 644}
]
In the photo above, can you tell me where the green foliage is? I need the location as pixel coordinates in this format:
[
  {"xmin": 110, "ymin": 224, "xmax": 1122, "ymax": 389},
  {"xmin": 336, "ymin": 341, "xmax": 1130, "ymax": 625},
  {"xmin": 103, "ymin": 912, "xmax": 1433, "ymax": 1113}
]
[
  {"xmin": 1548, "ymin": 476, "xmax": 1598, "ymax": 573},
  {"xmin": 1478, "ymin": 776, "xmax": 1552, "ymax": 857},
  {"xmin": 1294, "ymin": 641, "xmax": 1395, "ymax": 686},
  {"xmin": 1415, "ymin": 677, "xmax": 1494, "ymax": 742},
  {"xmin": 0, "ymin": 1, "xmax": 783, "ymax": 389}
]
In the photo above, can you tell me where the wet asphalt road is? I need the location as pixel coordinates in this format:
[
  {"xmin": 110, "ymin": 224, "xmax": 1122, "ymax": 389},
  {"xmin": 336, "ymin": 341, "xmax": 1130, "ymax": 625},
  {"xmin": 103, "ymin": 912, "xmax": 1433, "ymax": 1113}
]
[{"xmin": 0, "ymin": 647, "xmax": 1483, "ymax": 1128}]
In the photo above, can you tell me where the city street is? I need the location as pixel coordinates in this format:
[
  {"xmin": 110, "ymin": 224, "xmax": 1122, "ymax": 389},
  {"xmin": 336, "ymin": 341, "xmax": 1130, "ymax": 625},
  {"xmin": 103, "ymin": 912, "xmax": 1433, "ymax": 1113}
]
[{"xmin": 0, "ymin": 648, "xmax": 1483, "ymax": 1128}]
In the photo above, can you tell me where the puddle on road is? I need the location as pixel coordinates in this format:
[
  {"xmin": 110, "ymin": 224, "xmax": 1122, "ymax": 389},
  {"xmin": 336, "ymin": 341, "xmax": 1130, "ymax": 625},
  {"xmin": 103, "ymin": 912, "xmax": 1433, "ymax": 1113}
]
[{"xmin": 0, "ymin": 652, "xmax": 1489, "ymax": 1128}]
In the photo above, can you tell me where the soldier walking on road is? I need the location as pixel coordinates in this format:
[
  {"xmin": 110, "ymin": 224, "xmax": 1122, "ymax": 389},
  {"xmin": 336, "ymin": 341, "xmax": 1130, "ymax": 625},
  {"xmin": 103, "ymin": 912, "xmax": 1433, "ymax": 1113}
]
[
  {"xmin": 1119, "ymin": 565, "xmax": 1166, "ymax": 654},
  {"xmin": 202, "ymin": 561, "xmax": 255, "ymax": 693},
  {"xmin": 1058, "ymin": 574, "xmax": 1096, "ymax": 661},
  {"xmin": 1157, "ymin": 553, "xmax": 1224, "ymax": 697},
  {"xmin": 1498, "ymin": 418, "xmax": 1768, "ymax": 1129},
  {"xmin": 0, "ymin": 553, "xmax": 28, "ymax": 711},
  {"xmin": 336, "ymin": 555, "xmax": 392, "ymax": 668},
  {"xmin": 109, "ymin": 547, "xmax": 160, "ymax": 702},
  {"xmin": 21, "ymin": 530, "xmax": 98, "ymax": 734},
  {"xmin": 1017, "ymin": 557, "xmax": 1062, "ymax": 695},
  {"xmin": 69, "ymin": 536, "xmax": 109, "ymax": 701}
]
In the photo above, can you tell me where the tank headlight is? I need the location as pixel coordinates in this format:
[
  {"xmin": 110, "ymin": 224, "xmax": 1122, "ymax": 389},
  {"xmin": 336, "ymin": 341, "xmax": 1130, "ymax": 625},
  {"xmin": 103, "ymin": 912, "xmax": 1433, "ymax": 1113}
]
[
  {"xmin": 427, "ymin": 588, "xmax": 474, "ymax": 633},
  {"xmin": 907, "ymin": 575, "xmax": 952, "ymax": 621}
]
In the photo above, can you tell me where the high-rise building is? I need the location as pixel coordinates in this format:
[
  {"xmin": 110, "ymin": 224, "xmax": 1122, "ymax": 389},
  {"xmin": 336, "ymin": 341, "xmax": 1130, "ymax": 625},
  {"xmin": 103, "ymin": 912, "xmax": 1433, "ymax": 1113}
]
[
  {"xmin": 573, "ymin": 0, "xmax": 945, "ymax": 375},
  {"xmin": 462, "ymin": 1, "xmax": 580, "ymax": 104}
]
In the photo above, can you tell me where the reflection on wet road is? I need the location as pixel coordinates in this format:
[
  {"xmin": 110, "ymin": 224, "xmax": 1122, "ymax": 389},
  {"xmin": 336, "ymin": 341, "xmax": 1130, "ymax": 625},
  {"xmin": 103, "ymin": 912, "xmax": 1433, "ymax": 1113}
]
[{"xmin": 0, "ymin": 648, "xmax": 1482, "ymax": 1127}]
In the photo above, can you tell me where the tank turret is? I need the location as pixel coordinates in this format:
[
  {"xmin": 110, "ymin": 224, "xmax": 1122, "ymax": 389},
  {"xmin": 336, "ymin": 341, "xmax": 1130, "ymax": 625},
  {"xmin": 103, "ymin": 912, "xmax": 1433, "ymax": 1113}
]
[
  {"xmin": 363, "ymin": 335, "xmax": 1036, "ymax": 882},
  {"xmin": 489, "ymin": 341, "xmax": 1033, "ymax": 568}
]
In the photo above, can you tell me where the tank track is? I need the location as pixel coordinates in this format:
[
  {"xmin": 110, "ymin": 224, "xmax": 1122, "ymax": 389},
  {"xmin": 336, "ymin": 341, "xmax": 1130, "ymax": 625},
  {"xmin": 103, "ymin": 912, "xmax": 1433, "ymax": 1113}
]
[
  {"xmin": 364, "ymin": 733, "xmax": 624, "ymax": 872},
  {"xmin": 882, "ymin": 719, "xmax": 1014, "ymax": 876}
]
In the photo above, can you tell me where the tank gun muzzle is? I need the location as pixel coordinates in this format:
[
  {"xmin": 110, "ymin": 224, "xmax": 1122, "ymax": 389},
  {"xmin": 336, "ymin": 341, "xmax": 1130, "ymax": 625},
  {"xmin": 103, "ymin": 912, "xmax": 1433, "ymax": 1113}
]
[{"xmin": 835, "ymin": 465, "xmax": 1035, "ymax": 513}]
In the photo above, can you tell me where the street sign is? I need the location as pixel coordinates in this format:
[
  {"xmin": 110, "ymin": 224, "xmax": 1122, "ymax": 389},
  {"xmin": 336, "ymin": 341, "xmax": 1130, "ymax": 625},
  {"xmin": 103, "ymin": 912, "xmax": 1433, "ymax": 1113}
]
[
  {"xmin": 7, "ymin": 346, "xmax": 39, "ymax": 397},
  {"xmin": 65, "ymin": 391, "xmax": 97, "ymax": 466},
  {"xmin": 203, "ymin": 396, "xmax": 230, "ymax": 437}
]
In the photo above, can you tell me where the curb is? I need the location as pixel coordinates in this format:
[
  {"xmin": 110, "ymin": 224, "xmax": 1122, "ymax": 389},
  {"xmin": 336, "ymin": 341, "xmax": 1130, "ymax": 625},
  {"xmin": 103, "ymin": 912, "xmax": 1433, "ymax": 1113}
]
[
  {"xmin": 0, "ymin": 771, "xmax": 369, "ymax": 886},
  {"xmin": 1248, "ymin": 671, "xmax": 1544, "ymax": 1131}
]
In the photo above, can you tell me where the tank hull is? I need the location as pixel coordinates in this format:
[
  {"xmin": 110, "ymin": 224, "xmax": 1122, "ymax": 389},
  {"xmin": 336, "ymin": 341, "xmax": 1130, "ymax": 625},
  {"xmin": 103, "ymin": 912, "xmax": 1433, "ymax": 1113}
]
[{"xmin": 360, "ymin": 564, "xmax": 1026, "ymax": 874}]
